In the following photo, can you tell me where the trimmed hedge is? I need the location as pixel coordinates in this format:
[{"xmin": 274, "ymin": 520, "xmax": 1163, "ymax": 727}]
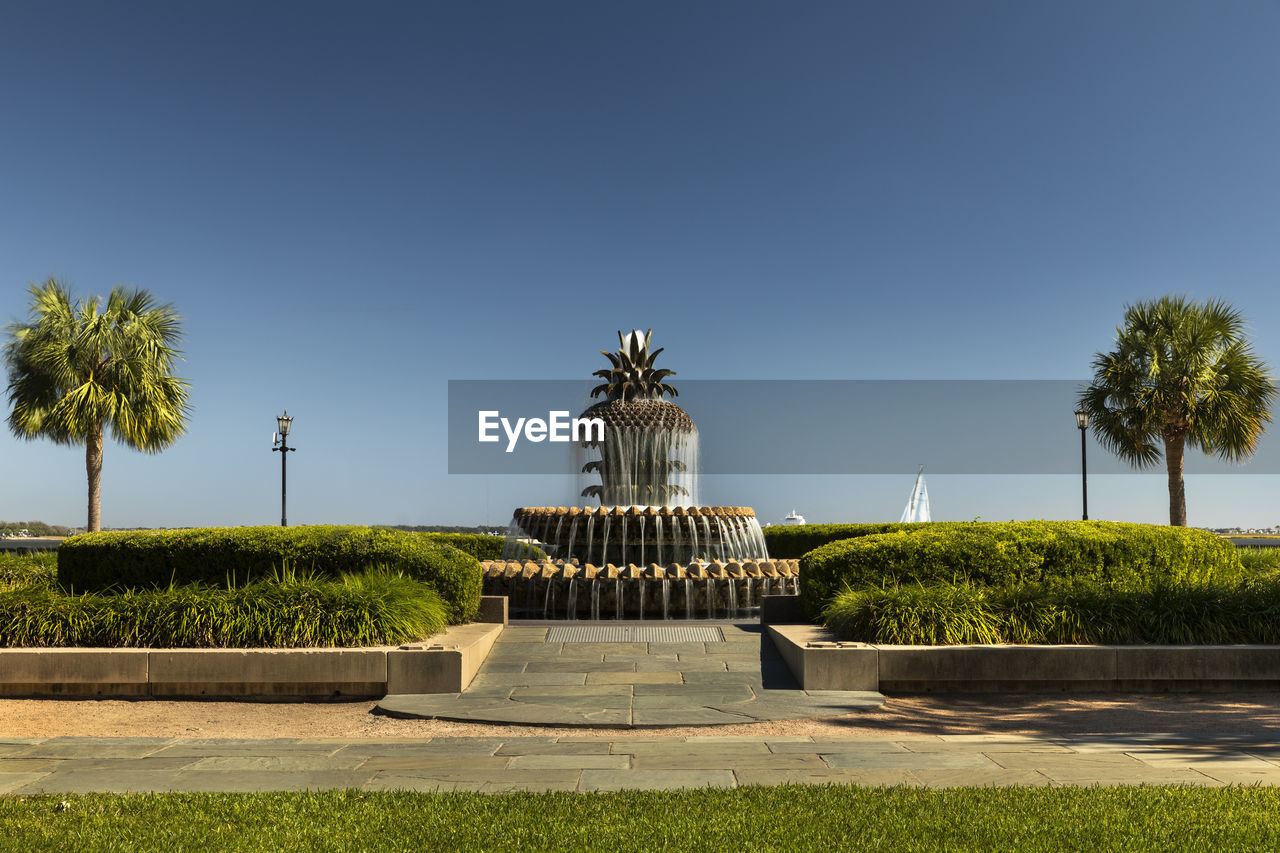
[
  {"xmin": 57, "ymin": 526, "xmax": 482, "ymax": 624},
  {"xmin": 764, "ymin": 523, "xmax": 966, "ymax": 559},
  {"xmin": 824, "ymin": 579, "xmax": 1280, "ymax": 645},
  {"xmin": 413, "ymin": 532, "xmax": 545, "ymax": 562},
  {"xmin": 417, "ymin": 532, "xmax": 506, "ymax": 561},
  {"xmin": 0, "ymin": 569, "xmax": 448, "ymax": 648},
  {"xmin": 799, "ymin": 521, "xmax": 1242, "ymax": 617}
]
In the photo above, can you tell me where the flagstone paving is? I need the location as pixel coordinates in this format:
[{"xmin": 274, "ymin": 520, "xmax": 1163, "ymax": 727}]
[
  {"xmin": 376, "ymin": 623, "xmax": 885, "ymax": 727},
  {"xmin": 7, "ymin": 733, "xmax": 1280, "ymax": 793},
  {"xmin": 11, "ymin": 623, "xmax": 1280, "ymax": 793}
]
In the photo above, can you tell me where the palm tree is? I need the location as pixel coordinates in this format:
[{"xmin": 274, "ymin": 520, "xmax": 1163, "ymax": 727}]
[
  {"xmin": 1079, "ymin": 296, "xmax": 1274, "ymax": 526},
  {"xmin": 4, "ymin": 279, "xmax": 191, "ymax": 532}
]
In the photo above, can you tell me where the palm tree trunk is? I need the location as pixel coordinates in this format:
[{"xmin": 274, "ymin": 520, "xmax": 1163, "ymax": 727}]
[
  {"xmin": 86, "ymin": 422, "xmax": 103, "ymax": 533},
  {"xmin": 1164, "ymin": 431, "xmax": 1187, "ymax": 527}
]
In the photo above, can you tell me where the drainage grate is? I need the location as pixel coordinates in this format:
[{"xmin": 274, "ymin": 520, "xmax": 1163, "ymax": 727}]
[{"xmin": 546, "ymin": 625, "xmax": 725, "ymax": 643}]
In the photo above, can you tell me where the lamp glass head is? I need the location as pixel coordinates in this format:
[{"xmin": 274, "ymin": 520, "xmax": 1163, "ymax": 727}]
[
  {"xmin": 277, "ymin": 411, "xmax": 293, "ymax": 437},
  {"xmin": 1074, "ymin": 408, "xmax": 1090, "ymax": 430}
]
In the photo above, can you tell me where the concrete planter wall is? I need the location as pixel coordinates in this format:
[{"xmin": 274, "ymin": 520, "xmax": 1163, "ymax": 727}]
[
  {"xmin": 768, "ymin": 624, "xmax": 1280, "ymax": 693},
  {"xmin": 0, "ymin": 598, "xmax": 508, "ymax": 699}
]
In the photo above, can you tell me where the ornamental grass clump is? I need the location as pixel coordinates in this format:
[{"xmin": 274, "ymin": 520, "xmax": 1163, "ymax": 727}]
[
  {"xmin": 0, "ymin": 551, "xmax": 56, "ymax": 590},
  {"xmin": 0, "ymin": 566, "xmax": 447, "ymax": 648},
  {"xmin": 823, "ymin": 580, "xmax": 1280, "ymax": 645},
  {"xmin": 983, "ymin": 583, "xmax": 1098, "ymax": 645},
  {"xmin": 822, "ymin": 583, "xmax": 1002, "ymax": 646},
  {"xmin": 1238, "ymin": 547, "xmax": 1280, "ymax": 576}
]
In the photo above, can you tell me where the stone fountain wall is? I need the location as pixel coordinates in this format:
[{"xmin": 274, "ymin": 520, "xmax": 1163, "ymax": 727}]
[{"xmin": 481, "ymin": 558, "xmax": 799, "ymax": 620}]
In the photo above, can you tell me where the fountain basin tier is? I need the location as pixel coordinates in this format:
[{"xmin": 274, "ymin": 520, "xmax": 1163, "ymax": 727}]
[
  {"xmin": 503, "ymin": 505, "xmax": 771, "ymax": 568},
  {"xmin": 481, "ymin": 559, "xmax": 799, "ymax": 620},
  {"xmin": 482, "ymin": 558, "xmax": 798, "ymax": 580}
]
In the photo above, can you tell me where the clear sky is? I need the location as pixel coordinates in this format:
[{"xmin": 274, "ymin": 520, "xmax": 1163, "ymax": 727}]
[{"xmin": 3, "ymin": 1, "xmax": 1279, "ymax": 530}]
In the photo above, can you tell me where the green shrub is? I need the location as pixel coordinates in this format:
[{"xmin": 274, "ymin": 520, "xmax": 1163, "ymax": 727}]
[
  {"xmin": 0, "ymin": 568, "xmax": 447, "ymax": 648},
  {"xmin": 824, "ymin": 579, "xmax": 1280, "ymax": 645},
  {"xmin": 57, "ymin": 526, "xmax": 481, "ymax": 623},
  {"xmin": 764, "ymin": 523, "xmax": 957, "ymax": 559},
  {"xmin": 0, "ymin": 551, "xmax": 57, "ymax": 590},
  {"xmin": 416, "ymin": 532, "xmax": 505, "ymax": 560},
  {"xmin": 412, "ymin": 531, "xmax": 544, "ymax": 561},
  {"xmin": 800, "ymin": 521, "xmax": 1241, "ymax": 617}
]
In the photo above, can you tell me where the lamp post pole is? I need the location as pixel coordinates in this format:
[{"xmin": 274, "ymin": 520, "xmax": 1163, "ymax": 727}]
[
  {"xmin": 1074, "ymin": 408, "xmax": 1089, "ymax": 521},
  {"xmin": 272, "ymin": 411, "xmax": 296, "ymax": 527}
]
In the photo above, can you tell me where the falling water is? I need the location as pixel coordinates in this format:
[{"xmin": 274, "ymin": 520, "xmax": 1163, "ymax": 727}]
[
  {"xmin": 713, "ymin": 520, "xmax": 728, "ymax": 560},
  {"xmin": 600, "ymin": 516, "xmax": 611, "ymax": 568},
  {"xmin": 722, "ymin": 518, "xmax": 739, "ymax": 559},
  {"xmin": 620, "ymin": 516, "xmax": 628, "ymax": 567},
  {"xmin": 577, "ymin": 426, "xmax": 701, "ymax": 508}
]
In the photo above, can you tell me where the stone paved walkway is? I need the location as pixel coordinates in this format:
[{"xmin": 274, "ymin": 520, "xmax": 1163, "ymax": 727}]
[
  {"xmin": 376, "ymin": 623, "xmax": 884, "ymax": 727},
  {"xmin": 6, "ymin": 733, "xmax": 1280, "ymax": 793}
]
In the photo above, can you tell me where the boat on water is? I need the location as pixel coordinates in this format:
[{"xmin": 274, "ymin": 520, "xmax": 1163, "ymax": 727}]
[
  {"xmin": 783, "ymin": 509, "xmax": 806, "ymax": 525},
  {"xmin": 899, "ymin": 466, "xmax": 931, "ymax": 523}
]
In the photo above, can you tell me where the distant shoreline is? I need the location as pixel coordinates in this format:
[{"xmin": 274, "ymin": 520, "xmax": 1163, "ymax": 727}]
[{"xmin": 0, "ymin": 537, "xmax": 63, "ymax": 551}]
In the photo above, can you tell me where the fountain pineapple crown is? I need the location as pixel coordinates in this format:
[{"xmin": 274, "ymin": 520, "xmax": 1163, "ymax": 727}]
[
  {"xmin": 591, "ymin": 329, "xmax": 679, "ymax": 403},
  {"xmin": 579, "ymin": 329, "xmax": 696, "ymax": 435}
]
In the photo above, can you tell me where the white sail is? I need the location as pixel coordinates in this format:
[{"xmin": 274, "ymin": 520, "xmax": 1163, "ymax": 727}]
[{"xmin": 899, "ymin": 466, "xmax": 931, "ymax": 523}]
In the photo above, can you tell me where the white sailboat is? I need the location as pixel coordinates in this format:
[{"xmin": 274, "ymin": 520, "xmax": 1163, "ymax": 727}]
[{"xmin": 899, "ymin": 465, "xmax": 931, "ymax": 523}]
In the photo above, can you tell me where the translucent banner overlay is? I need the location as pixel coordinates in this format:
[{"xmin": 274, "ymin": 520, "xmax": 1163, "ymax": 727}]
[{"xmin": 447, "ymin": 380, "xmax": 1280, "ymax": 475}]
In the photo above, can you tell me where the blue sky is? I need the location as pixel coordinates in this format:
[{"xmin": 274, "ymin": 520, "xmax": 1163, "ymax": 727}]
[{"xmin": 2, "ymin": 1, "xmax": 1279, "ymax": 529}]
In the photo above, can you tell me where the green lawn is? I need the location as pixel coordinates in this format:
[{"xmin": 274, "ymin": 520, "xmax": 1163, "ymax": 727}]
[{"xmin": 3, "ymin": 786, "xmax": 1279, "ymax": 852}]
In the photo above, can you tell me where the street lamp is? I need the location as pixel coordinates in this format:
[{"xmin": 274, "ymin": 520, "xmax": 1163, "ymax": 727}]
[
  {"xmin": 1074, "ymin": 408, "xmax": 1090, "ymax": 521},
  {"xmin": 272, "ymin": 411, "xmax": 296, "ymax": 527}
]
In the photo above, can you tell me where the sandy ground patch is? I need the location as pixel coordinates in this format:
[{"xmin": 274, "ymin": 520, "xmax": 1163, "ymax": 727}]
[{"xmin": 3, "ymin": 693, "xmax": 1279, "ymax": 740}]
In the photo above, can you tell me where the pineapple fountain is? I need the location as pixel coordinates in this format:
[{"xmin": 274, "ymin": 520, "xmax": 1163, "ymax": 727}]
[{"xmin": 482, "ymin": 330, "xmax": 799, "ymax": 619}]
